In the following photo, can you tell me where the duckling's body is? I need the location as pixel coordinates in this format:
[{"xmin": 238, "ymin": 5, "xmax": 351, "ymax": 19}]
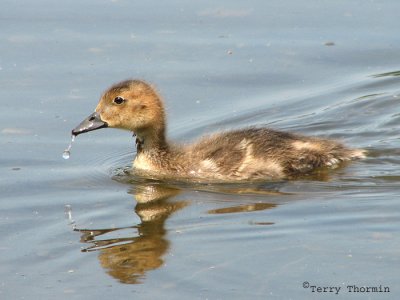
[{"xmin": 72, "ymin": 80, "xmax": 365, "ymax": 181}]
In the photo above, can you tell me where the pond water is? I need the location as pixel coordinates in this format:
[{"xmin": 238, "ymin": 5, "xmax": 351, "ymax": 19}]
[{"xmin": 1, "ymin": 0, "xmax": 399, "ymax": 299}]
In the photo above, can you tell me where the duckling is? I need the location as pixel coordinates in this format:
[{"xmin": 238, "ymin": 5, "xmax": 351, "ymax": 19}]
[{"xmin": 72, "ymin": 80, "xmax": 365, "ymax": 181}]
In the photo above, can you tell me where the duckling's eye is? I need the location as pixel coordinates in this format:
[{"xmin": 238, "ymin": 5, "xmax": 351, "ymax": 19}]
[{"xmin": 113, "ymin": 96, "xmax": 125, "ymax": 105}]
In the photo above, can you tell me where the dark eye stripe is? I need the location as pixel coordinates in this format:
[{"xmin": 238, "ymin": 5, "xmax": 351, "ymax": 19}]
[{"xmin": 113, "ymin": 96, "xmax": 125, "ymax": 104}]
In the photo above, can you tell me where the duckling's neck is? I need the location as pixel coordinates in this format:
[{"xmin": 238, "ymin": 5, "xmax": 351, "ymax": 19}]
[{"xmin": 135, "ymin": 126, "xmax": 169, "ymax": 154}]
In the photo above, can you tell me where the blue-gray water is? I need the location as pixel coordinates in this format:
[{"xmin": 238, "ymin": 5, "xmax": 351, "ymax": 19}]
[{"xmin": 1, "ymin": 1, "xmax": 399, "ymax": 299}]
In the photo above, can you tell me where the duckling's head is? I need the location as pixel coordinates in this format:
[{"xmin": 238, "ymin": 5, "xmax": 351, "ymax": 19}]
[{"xmin": 72, "ymin": 80, "xmax": 166, "ymax": 139}]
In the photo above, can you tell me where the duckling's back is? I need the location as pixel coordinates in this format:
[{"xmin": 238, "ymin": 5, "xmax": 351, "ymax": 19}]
[{"xmin": 185, "ymin": 127, "xmax": 363, "ymax": 180}]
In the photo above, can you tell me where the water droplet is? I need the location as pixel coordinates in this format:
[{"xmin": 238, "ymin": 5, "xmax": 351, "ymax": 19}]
[
  {"xmin": 62, "ymin": 150, "xmax": 70, "ymax": 160},
  {"xmin": 62, "ymin": 135, "xmax": 75, "ymax": 160},
  {"xmin": 65, "ymin": 204, "xmax": 76, "ymax": 229}
]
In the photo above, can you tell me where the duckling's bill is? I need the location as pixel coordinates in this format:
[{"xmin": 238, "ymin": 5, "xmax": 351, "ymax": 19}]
[{"xmin": 72, "ymin": 111, "xmax": 108, "ymax": 136}]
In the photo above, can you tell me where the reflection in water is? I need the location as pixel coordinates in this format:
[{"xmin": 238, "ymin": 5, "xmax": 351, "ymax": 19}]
[
  {"xmin": 208, "ymin": 202, "xmax": 277, "ymax": 215},
  {"xmin": 75, "ymin": 185, "xmax": 187, "ymax": 284},
  {"xmin": 74, "ymin": 181, "xmax": 283, "ymax": 284},
  {"xmin": 75, "ymin": 173, "xmax": 300, "ymax": 284}
]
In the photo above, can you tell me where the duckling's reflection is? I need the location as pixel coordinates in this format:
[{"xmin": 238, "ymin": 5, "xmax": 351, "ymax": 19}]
[
  {"xmin": 207, "ymin": 202, "xmax": 277, "ymax": 215},
  {"xmin": 76, "ymin": 184, "xmax": 186, "ymax": 284},
  {"xmin": 75, "ymin": 182, "xmax": 282, "ymax": 284}
]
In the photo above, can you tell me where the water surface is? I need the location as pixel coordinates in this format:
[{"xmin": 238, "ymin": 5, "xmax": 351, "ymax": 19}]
[{"xmin": 1, "ymin": 1, "xmax": 399, "ymax": 299}]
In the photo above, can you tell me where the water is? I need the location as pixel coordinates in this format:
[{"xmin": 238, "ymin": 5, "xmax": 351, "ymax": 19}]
[
  {"xmin": 1, "ymin": 1, "xmax": 400, "ymax": 299},
  {"xmin": 63, "ymin": 135, "xmax": 75, "ymax": 160},
  {"xmin": 64, "ymin": 205, "xmax": 76, "ymax": 230}
]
